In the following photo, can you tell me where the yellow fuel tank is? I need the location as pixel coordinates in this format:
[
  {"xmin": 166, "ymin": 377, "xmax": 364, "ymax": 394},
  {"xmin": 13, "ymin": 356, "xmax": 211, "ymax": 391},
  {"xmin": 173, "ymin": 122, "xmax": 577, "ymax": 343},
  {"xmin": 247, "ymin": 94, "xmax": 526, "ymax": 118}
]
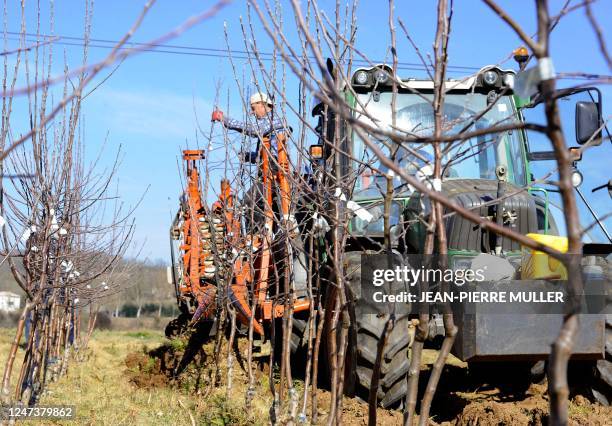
[{"xmin": 520, "ymin": 233, "xmax": 568, "ymax": 280}]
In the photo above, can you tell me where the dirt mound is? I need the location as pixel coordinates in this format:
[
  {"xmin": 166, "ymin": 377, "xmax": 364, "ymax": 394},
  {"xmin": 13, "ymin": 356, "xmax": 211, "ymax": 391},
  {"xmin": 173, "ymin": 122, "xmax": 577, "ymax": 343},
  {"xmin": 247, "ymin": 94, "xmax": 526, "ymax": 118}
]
[
  {"xmin": 454, "ymin": 383, "xmax": 549, "ymax": 425},
  {"xmin": 123, "ymin": 338, "xmax": 612, "ymax": 424},
  {"xmin": 568, "ymin": 395, "xmax": 612, "ymax": 426},
  {"xmin": 125, "ymin": 331, "xmax": 212, "ymax": 390},
  {"xmin": 125, "ymin": 350, "xmax": 169, "ymax": 388},
  {"xmin": 304, "ymin": 388, "xmax": 402, "ymax": 425},
  {"xmin": 453, "ymin": 386, "xmax": 611, "ymax": 426},
  {"xmin": 455, "ymin": 400, "xmax": 543, "ymax": 426}
]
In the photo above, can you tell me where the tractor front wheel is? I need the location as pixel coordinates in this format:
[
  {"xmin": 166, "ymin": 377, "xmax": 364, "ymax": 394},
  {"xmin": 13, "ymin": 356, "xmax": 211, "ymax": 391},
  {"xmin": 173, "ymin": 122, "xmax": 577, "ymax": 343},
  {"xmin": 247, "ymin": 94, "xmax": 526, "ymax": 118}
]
[
  {"xmin": 324, "ymin": 251, "xmax": 414, "ymax": 408},
  {"xmin": 591, "ymin": 315, "xmax": 612, "ymax": 405}
]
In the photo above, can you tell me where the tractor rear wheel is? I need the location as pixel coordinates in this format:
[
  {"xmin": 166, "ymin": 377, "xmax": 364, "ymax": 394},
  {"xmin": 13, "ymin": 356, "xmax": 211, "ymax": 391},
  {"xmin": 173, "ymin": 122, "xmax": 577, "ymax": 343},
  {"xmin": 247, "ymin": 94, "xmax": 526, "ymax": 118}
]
[{"xmin": 349, "ymin": 308, "xmax": 413, "ymax": 408}]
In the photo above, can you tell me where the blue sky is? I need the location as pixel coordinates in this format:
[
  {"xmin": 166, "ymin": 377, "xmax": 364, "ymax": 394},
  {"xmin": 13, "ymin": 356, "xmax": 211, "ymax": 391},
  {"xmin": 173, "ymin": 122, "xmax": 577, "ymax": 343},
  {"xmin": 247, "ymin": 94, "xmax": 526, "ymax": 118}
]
[{"xmin": 6, "ymin": 0, "xmax": 611, "ymax": 261}]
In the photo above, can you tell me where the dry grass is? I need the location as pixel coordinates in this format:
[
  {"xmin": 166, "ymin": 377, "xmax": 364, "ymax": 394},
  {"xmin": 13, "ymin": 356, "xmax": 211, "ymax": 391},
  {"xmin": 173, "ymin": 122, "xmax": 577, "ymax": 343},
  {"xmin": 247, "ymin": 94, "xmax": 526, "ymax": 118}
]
[
  {"xmin": 0, "ymin": 329, "xmax": 267, "ymax": 426},
  {"xmin": 0, "ymin": 327, "xmax": 26, "ymax": 398},
  {"xmin": 2, "ymin": 329, "xmax": 271, "ymax": 426},
  {"xmin": 2, "ymin": 328, "xmax": 399, "ymax": 425},
  {"xmin": 19, "ymin": 330, "xmax": 196, "ymax": 425}
]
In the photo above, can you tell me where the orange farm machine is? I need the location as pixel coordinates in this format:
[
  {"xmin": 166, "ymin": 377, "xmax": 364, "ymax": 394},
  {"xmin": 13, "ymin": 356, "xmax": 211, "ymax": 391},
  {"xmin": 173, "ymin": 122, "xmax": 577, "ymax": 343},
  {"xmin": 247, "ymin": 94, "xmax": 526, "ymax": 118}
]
[{"xmin": 167, "ymin": 137, "xmax": 310, "ymax": 343}]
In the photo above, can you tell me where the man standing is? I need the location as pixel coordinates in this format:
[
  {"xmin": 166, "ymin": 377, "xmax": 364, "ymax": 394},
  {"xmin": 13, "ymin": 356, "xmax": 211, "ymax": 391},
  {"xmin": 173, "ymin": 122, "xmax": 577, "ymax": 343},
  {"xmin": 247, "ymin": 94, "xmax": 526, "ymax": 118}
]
[
  {"xmin": 211, "ymin": 92, "xmax": 287, "ymax": 159},
  {"xmin": 211, "ymin": 92, "xmax": 293, "ymax": 233}
]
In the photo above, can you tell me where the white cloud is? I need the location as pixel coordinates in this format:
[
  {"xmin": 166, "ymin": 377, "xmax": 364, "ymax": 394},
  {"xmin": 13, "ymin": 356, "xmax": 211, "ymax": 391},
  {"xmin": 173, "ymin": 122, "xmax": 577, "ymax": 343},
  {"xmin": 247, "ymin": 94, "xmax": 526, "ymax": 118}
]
[{"xmin": 89, "ymin": 87, "xmax": 211, "ymax": 141}]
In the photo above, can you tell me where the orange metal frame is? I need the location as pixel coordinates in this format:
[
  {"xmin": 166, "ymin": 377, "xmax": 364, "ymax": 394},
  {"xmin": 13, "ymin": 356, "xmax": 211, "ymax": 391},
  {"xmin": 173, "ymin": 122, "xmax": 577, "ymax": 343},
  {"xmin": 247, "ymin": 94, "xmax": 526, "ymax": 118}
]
[
  {"xmin": 251, "ymin": 135, "xmax": 310, "ymax": 326},
  {"xmin": 180, "ymin": 149, "xmax": 205, "ymax": 296},
  {"xmin": 180, "ymin": 150, "xmax": 216, "ymax": 319},
  {"xmin": 177, "ymin": 133, "xmax": 310, "ymax": 336}
]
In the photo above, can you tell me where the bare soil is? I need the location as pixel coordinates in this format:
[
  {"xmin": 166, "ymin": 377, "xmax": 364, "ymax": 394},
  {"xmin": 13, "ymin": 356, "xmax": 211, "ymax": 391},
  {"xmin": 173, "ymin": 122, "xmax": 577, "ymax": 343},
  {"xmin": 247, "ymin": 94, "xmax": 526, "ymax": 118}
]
[{"xmin": 126, "ymin": 334, "xmax": 612, "ymax": 425}]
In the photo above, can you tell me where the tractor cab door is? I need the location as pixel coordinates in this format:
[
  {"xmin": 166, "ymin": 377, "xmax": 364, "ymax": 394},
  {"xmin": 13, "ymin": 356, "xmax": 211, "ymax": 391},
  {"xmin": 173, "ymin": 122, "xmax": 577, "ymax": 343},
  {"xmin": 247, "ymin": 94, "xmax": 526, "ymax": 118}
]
[
  {"xmin": 522, "ymin": 87, "xmax": 603, "ymax": 156},
  {"xmin": 520, "ymin": 87, "xmax": 611, "ymax": 242}
]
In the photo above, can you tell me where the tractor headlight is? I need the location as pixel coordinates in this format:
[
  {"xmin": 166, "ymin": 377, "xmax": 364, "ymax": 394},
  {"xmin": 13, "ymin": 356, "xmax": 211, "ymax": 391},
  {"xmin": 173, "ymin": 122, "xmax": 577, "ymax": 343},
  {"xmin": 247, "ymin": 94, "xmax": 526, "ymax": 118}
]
[
  {"xmin": 571, "ymin": 169, "xmax": 583, "ymax": 188},
  {"xmin": 354, "ymin": 70, "xmax": 369, "ymax": 85},
  {"xmin": 373, "ymin": 69, "xmax": 389, "ymax": 84},
  {"xmin": 483, "ymin": 70, "xmax": 499, "ymax": 86},
  {"xmin": 502, "ymin": 73, "xmax": 515, "ymax": 89}
]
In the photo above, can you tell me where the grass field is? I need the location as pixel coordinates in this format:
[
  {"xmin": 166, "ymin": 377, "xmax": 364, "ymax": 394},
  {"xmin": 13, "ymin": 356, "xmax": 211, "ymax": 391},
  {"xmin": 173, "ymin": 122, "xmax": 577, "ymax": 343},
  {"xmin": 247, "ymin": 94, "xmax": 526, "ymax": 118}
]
[{"xmin": 0, "ymin": 329, "xmax": 270, "ymax": 426}]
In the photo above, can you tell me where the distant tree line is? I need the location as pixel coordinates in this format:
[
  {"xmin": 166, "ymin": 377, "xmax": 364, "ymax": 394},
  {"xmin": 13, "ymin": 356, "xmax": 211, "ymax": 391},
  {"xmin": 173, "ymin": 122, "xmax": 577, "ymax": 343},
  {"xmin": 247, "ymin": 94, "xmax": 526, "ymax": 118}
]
[{"xmin": 116, "ymin": 302, "xmax": 179, "ymax": 318}]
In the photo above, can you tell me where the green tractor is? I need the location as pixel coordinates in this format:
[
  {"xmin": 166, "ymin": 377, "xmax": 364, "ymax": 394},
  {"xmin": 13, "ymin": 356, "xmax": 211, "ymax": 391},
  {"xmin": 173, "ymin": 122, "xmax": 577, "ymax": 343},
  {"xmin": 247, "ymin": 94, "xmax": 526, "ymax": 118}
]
[{"xmin": 307, "ymin": 63, "xmax": 611, "ymax": 407}]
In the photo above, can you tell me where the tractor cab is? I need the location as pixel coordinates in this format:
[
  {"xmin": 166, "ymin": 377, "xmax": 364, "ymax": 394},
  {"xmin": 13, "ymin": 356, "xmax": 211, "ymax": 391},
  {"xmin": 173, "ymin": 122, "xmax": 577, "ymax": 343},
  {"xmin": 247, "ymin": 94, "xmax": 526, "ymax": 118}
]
[
  {"xmin": 311, "ymin": 64, "xmax": 608, "ymax": 253},
  {"xmin": 312, "ymin": 65, "xmax": 540, "ymax": 252},
  {"xmin": 310, "ymin": 64, "xmax": 609, "ymax": 366}
]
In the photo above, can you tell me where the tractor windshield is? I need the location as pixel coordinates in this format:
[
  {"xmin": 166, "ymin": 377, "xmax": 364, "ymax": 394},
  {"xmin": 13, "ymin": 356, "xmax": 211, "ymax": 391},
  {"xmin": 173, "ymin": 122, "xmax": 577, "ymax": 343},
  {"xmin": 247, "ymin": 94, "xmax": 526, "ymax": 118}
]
[{"xmin": 352, "ymin": 92, "xmax": 527, "ymax": 199}]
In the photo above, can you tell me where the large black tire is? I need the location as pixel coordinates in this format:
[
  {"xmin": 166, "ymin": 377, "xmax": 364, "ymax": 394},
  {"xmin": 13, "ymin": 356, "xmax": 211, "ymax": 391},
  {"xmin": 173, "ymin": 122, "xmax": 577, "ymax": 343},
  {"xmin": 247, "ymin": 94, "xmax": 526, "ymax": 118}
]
[
  {"xmin": 330, "ymin": 251, "xmax": 413, "ymax": 408},
  {"xmin": 592, "ymin": 315, "xmax": 612, "ymax": 405},
  {"xmin": 350, "ymin": 306, "xmax": 414, "ymax": 408},
  {"xmin": 289, "ymin": 314, "xmax": 310, "ymax": 355}
]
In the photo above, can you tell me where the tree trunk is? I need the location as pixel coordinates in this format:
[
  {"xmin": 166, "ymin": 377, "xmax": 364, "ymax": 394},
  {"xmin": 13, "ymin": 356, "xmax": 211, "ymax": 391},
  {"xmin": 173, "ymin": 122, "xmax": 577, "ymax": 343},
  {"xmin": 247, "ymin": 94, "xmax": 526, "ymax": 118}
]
[{"xmin": 2, "ymin": 302, "xmax": 30, "ymax": 401}]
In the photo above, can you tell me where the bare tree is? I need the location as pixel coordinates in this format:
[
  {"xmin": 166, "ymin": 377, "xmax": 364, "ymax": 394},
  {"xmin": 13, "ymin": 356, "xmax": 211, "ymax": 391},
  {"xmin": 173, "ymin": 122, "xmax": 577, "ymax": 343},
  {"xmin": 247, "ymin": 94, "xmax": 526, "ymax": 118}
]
[{"xmin": 0, "ymin": 0, "xmax": 231, "ymax": 407}]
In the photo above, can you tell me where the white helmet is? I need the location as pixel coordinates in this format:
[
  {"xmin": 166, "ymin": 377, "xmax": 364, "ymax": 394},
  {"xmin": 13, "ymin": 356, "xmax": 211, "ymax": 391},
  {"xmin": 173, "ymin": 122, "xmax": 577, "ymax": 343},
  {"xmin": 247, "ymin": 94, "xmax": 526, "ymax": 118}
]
[{"xmin": 250, "ymin": 92, "xmax": 273, "ymax": 106}]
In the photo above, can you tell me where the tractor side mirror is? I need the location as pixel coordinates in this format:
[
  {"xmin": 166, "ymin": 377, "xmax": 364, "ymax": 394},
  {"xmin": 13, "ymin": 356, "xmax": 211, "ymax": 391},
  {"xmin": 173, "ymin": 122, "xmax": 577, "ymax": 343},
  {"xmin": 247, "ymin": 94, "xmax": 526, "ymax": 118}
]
[{"xmin": 575, "ymin": 101, "xmax": 601, "ymax": 145}]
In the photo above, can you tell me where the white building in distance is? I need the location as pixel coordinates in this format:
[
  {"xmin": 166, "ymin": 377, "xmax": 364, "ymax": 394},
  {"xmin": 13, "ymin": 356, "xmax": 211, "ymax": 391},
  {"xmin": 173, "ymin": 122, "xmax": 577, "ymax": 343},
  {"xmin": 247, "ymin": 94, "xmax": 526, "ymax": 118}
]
[{"xmin": 0, "ymin": 291, "xmax": 21, "ymax": 313}]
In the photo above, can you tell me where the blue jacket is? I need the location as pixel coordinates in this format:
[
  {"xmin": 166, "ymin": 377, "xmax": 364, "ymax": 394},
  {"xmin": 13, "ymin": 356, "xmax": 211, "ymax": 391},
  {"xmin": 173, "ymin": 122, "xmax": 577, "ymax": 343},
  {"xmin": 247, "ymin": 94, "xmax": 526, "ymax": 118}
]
[{"xmin": 222, "ymin": 112, "xmax": 288, "ymax": 156}]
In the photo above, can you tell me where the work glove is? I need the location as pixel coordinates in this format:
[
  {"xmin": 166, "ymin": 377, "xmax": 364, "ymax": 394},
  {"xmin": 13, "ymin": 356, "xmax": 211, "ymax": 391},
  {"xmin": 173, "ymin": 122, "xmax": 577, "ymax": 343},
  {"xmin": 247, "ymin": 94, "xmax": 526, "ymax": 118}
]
[
  {"xmin": 211, "ymin": 109, "xmax": 224, "ymax": 122},
  {"xmin": 312, "ymin": 213, "xmax": 330, "ymax": 238}
]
